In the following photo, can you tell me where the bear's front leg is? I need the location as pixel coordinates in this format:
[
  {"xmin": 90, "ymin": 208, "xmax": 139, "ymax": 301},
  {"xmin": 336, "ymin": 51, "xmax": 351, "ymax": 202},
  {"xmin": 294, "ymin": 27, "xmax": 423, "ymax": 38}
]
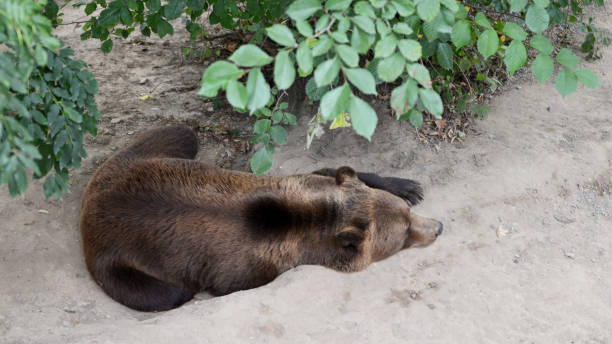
[{"xmin": 311, "ymin": 168, "xmax": 423, "ymax": 206}]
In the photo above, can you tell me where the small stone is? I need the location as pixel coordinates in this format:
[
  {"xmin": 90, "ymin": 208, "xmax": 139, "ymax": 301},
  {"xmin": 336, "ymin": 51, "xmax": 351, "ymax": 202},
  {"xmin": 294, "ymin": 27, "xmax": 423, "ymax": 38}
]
[
  {"xmin": 564, "ymin": 251, "xmax": 575, "ymax": 259},
  {"xmin": 110, "ymin": 117, "xmax": 123, "ymax": 124},
  {"xmin": 127, "ymin": 131, "xmax": 135, "ymax": 135}
]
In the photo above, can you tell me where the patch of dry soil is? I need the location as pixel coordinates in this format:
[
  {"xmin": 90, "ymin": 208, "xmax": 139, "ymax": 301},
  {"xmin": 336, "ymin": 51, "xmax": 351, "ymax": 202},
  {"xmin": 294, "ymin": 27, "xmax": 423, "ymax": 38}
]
[{"xmin": 1, "ymin": 3, "xmax": 611, "ymax": 344}]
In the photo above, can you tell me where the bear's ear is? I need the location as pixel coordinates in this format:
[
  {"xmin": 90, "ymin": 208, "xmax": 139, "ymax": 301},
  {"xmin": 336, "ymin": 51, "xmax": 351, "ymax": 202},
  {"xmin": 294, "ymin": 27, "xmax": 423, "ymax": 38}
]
[
  {"xmin": 335, "ymin": 227, "xmax": 365, "ymax": 253},
  {"xmin": 335, "ymin": 166, "xmax": 357, "ymax": 185}
]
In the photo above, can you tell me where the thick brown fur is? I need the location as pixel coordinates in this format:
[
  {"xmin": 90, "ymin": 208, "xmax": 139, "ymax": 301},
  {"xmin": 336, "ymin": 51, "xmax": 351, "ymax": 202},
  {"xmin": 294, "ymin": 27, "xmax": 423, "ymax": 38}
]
[{"xmin": 80, "ymin": 126, "xmax": 442, "ymax": 312}]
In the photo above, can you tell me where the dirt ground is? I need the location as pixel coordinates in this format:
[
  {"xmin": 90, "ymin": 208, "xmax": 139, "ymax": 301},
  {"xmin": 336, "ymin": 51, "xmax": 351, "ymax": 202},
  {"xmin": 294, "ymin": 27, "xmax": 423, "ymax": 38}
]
[{"xmin": 1, "ymin": 3, "xmax": 611, "ymax": 344}]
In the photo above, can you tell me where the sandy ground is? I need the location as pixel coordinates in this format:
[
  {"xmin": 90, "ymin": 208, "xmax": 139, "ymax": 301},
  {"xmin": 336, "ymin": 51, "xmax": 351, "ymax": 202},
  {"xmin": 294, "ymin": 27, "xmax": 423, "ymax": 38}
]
[{"xmin": 1, "ymin": 4, "xmax": 611, "ymax": 344}]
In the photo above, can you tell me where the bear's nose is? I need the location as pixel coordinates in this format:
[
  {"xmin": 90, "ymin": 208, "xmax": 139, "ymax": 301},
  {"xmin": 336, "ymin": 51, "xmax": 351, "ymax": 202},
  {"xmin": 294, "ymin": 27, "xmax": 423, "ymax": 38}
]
[{"xmin": 436, "ymin": 221, "xmax": 443, "ymax": 236}]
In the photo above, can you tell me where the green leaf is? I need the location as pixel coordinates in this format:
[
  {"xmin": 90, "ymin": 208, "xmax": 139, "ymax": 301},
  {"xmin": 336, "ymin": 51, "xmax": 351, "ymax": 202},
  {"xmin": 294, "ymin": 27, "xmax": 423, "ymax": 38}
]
[
  {"xmin": 417, "ymin": 0, "xmax": 440, "ymax": 22},
  {"xmin": 531, "ymin": 53, "xmax": 554, "ymax": 84},
  {"xmin": 504, "ymin": 40, "xmax": 527, "ymax": 75},
  {"xmin": 85, "ymin": 2, "xmax": 97, "ymax": 15},
  {"xmin": 436, "ymin": 43, "xmax": 453, "ymax": 70},
  {"xmin": 312, "ymin": 34, "xmax": 333, "ymax": 56},
  {"xmin": 390, "ymin": 82, "xmax": 414, "ymax": 114},
  {"xmin": 199, "ymin": 61, "xmax": 242, "ymax": 97},
  {"xmin": 451, "ymin": 20, "xmax": 472, "ymax": 49},
  {"xmin": 377, "ymin": 53, "xmax": 406, "ymax": 82},
  {"xmin": 525, "ymin": 5, "xmax": 549, "ymax": 33},
  {"xmin": 508, "ymin": 0, "xmax": 527, "ymax": 12},
  {"xmin": 296, "ymin": 20, "xmax": 314, "ymax": 37},
  {"xmin": 34, "ymin": 45, "xmax": 48, "ymax": 66},
  {"xmin": 418, "ymin": 89, "xmax": 443, "ymax": 118},
  {"xmin": 376, "ymin": 19, "xmax": 391, "ymax": 37},
  {"xmin": 352, "ymin": 16, "xmax": 376, "ymax": 34},
  {"xmin": 534, "ymin": 0, "xmax": 550, "ymax": 8},
  {"xmin": 407, "ymin": 64, "xmax": 431, "ymax": 88},
  {"xmin": 17, "ymin": 154, "xmax": 41, "ymax": 176},
  {"xmin": 120, "ymin": 6, "xmax": 133, "ymax": 25},
  {"xmin": 250, "ymin": 148, "xmax": 273, "ymax": 175},
  {"xmin": 53, "ymin": 130, "xmax": 68, "ymax": 155},
  {"xmin": 270, "ymin": 126, "xmax": 288, "ymax": 145},
  {"xmin": 64, "ymin": 106, "xmax": 84, "ymax": 123},
  {"xmin": 407, "ymin": 109, "xmax": 423, "ymax": 128},
  {"xmin": 351, "ymin": 27, "xmax": 372, "ymax": 54},
  {"xmin": 477, "ymin": 29, "xmax": 499, "ymax": 59},
  {"xmin": 393, "ymin": 22, "xmax": 413, "ymax": 35},
  {"xmin": 314, "ymin": 57, "xmax": 341, "ymax": 87},
  {"xmin": 266, "ymin": 24, "xmax": 298, "ymax": 47},
  {"xmin": 391, "ymin": 0, "xmax": 415, "ymax": 16},
  {"xmin": 157, "ymin": 19, "xmax": 174, "ymax": 38},
  {"xmin": 344, "ymin": 68, "xmax": 377, "ymax": 95},
  {"xmin": 354, "ymin": 1, "xmax": 376, "ymax": 17},
  {"xmin": 440, "ymin": 0, "xmax": 458, "ymax": 12},
  {"xmin": 370, "ymin": 0, "xmax": 387, "ymax": 8},
  {"xmin": 274, "ymin": 50, "xmax": 296, "ymax": 90},
  {"xmin": 284, "ymin": 113, "xmax": 297, "ymax": 125},
  {"xmin": 254, "ymin": 119, "xmax": 272, "ymax": 134},
  {"xmin": 397, "ymin": 39, "xmax": 422, "ymax": 62},
  {"xmin": 330, "ymin": 31, "xmax": 349, "ymax": 43},
  {"xmin": 555, "ymin": 68, "xmax": 577, "ymax": 97},
  {"xmin": 326, "ymin": 0, "xmax": 351, "ymax": 11},
  {"xmin": 8, "ymin": 165, "xmax": 28, "ymax": 197},
  {"xmin": 246, "ymin": 68, "xmax": 271, "ymax": 114},
  {"xmin": 530, "ymin": 34, "xmax": 554, "ymax": 55},
  {"xmin": 101, "ymin": 39, "xmax": 113, "ymax": 53},
  {"xmin": 296, "ymin": 41, "xmax": 314, "ymax": 75},
  {"xmin": 306, "ymin": 77, "xmax": 328, "ymax": 101},
  {"xmin": 374, "ymin": 34, "xmax": 397, "ymax": 58},
  {"xmin": 320, "ymin": 84, "xmax": 352, "ymax": 121},
  {"xmin": 337, "ymin": 45, "xmax": 359, "ymax": 68},
  {"xmin": 226, "ymin": 79, "xmax": 248, "ymax": 109},
  {"xmin": 475, "ymin": 12, "xmax": 491, "ymax": 28},
  {"xmin": 556, "ymin": 48, "xmax": 579, "ymax": 69},
  {"xmin": 229, "ymin": 44, "xmax": 273, "ymax": 67},
  {"xmin": 315, "ymin": 15, "xmax": 330, "ymax": 32},
  {"xmin": 347, "ymin": 95, "xmax": 378, "ymax": 140},
  {"xmin": 575, "ymin": 69, "xmax": 599, "ymax": 88},
  {"xmin": 503, "ymin": 22, "xmax": 527, "ymax": 41},
  {"xmin": 163, "ymin": 0, "xmax": 184, "ymax": 19},
  {"xmin": 286, "ymin": 0, "xmax": 322, "ymax": 21}
]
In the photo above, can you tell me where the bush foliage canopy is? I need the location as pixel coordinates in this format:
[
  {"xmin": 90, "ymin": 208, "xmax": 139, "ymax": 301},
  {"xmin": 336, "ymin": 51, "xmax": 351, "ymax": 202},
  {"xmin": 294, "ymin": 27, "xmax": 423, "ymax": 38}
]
[{"xmin": 0, "ymin": 0, "xmax": 607, "ymax": 197}]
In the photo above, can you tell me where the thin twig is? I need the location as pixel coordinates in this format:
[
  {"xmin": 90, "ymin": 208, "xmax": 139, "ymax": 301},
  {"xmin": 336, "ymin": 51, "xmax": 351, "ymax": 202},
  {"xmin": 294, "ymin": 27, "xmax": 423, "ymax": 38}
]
[{"xmin": 57, "ymin": 20, "xmax": 89, "ymax": 26}]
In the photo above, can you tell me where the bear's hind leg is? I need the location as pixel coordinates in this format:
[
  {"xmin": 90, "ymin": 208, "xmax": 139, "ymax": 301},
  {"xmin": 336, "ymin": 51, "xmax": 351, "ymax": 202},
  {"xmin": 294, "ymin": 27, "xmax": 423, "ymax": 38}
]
[{"xmin": 103, "ymin": 265, "xmax": 194, "ymax": 312}]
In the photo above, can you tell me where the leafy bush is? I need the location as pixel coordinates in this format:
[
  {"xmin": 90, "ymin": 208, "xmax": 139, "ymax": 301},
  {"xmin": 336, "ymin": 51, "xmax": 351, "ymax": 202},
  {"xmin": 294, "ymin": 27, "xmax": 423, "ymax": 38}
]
[
  {"xmin": 198, "ymin": 0, "xmax": 605, "ymax": 172},
  {"xmin": 1, "ymin": 0, "xmax": 100, "ymax": 198},
  {"xmin": 76, "ymin": 0, "xmax": 294, "ymax": 52}
]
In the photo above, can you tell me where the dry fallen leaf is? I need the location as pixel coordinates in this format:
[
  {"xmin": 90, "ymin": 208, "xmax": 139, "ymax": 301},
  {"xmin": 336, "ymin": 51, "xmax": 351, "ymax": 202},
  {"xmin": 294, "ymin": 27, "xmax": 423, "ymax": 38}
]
[
  {"xmin": 496, "ymin": 225, "xmax": 509, "ymax": 238},
  {"xmin": 435, "ymin": 119, "xmax": 447, "ymax": 131},
  {"xmin": 225, "ymin": 42, "xmax": 238, "ymax": 52}
]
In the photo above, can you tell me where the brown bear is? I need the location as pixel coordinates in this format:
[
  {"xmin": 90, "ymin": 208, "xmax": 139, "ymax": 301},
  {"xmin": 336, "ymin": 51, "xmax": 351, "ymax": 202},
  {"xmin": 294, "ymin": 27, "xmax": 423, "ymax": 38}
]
[{"xmin": 80, "ymin": 125, "xmax": 442, "ymax": 312}]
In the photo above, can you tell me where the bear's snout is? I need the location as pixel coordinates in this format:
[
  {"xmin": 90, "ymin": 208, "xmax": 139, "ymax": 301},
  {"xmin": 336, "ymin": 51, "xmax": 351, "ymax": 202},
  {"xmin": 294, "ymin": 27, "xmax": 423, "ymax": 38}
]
[{"xmin": 405, "ymin": 214, "xmax": 443, "ymax": 248}]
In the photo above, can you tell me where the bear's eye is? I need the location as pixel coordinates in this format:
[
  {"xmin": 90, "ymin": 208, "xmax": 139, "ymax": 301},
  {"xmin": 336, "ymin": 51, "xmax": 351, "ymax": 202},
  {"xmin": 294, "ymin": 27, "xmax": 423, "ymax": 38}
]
[{"xmin": 351, "ymin": 217, "xmax": 370, "ymax": 231}]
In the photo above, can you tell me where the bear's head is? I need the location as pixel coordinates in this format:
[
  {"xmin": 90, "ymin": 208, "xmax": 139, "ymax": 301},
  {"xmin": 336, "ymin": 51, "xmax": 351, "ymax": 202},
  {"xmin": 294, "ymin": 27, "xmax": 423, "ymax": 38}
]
[{"xmin": 323, "ymin": 166, "xmax": 442, "ymax": 272}]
